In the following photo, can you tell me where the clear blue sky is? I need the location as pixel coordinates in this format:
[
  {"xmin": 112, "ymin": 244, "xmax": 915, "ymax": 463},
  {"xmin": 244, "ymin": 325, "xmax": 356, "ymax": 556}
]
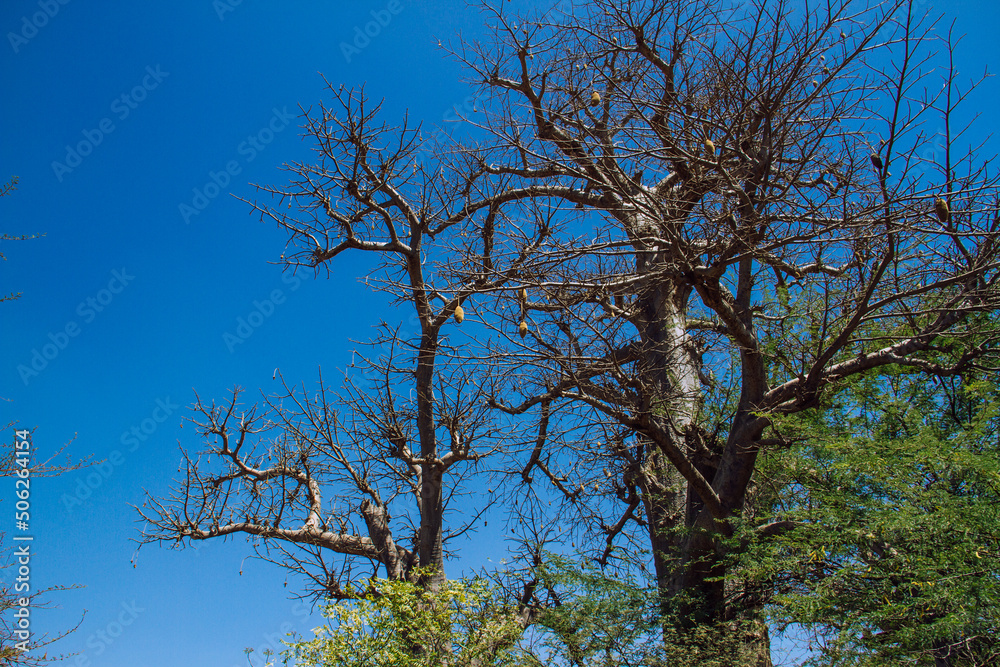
[{"xmin": 1, "ymin": 1, "xmax": 999, "ymax": 666}]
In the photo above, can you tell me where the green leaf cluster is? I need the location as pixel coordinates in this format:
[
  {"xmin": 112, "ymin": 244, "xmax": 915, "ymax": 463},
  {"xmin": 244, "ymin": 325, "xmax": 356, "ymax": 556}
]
[
  {"xmin": 749, "ymin": 370, "xmax": 1000, "ymax": 665},
  {"xmin": 285, "ymin": 571, "xmax": 524, "ymax": 667}
]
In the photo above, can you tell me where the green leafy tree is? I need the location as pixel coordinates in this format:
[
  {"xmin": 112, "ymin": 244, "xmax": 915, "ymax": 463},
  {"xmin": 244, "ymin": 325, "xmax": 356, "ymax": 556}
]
[
  {"xmin": 284, "ymin": 571, "xmax": 525, "ymax": 667},
  {"xmin": 746, "ymin": 367, "xmax": 1000, "ymax": 665},
  {"xmin": 523, "ymin": 554, "xmax": 767, "ymax": 667},
  {"xmin": 281, "ymin": 557, "xmax": 765, "ymax": 667}
]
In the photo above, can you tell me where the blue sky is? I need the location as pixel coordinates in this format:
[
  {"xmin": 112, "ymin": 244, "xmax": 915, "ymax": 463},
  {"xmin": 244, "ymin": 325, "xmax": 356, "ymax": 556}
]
[{"xmin": 1, "ymin": 1, "xmax": 999, "ymax": 666}]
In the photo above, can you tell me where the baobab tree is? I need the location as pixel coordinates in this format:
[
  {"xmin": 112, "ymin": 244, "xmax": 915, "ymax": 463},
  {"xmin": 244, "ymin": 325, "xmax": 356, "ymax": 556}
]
[
  {"xmin": 448, "ymin": 0, "xmax": 1000, "ymax": 659},
  {"xmin": 140, "ymin": 0, "xmax": 1000, "ymax": 663}
]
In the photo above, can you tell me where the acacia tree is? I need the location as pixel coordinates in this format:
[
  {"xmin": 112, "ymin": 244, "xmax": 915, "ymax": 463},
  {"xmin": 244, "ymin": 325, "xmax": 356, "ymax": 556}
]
[
  {"xmin": 140, "ymin": 0, "xmax": 1000, "ymax": 663},
  {"xmin": 749, "ymin": 367, "xmax": 1000, "ymax": 665}
]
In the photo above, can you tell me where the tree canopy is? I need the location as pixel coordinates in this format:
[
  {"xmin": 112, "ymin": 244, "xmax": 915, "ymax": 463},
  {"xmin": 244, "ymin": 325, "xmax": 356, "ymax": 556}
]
[{"xmin": 139, "ymin": 1, "xmax": 1000, "ymax": 664}]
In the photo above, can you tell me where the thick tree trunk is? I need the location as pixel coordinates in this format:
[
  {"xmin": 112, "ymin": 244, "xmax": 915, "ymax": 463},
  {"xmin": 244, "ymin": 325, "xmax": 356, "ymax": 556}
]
[
  {"xmin": 633, "ymin": 269, "xmax": 697, "ymax": 605},
  {"xmin": 633, "ymin": 253, "xmax": 772, "ymax": 664},
  {"xmin": 415, "ymin": 333, "xmax": 446, "ymax": 591}
]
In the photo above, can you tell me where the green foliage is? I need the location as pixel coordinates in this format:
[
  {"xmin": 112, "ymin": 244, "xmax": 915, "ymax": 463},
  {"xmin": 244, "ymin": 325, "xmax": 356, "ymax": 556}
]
[
  {"xmin": 519, "ymin": 555, "xmax": 771, "ymax": 667},
  {"xmin": 524, "ymin": 554, "xmax": 658, "ymax": 667},
  {"xmin": 280, "ymin": 559, "xmax": 775, "ymax": 667},
  {"xmin": 285, "ymin": 571, "xmax": 524, "ymax": 667},
  {"xmin": 750, "ymin": 370, "xmax": 1000, "ymax": 665}
]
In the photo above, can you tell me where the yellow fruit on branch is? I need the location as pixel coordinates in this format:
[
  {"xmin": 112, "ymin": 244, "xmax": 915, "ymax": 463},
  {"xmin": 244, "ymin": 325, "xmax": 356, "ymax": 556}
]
[
  {"xmin": 590, "ymin": 90, "xmax": 601, "ymax": 106},
  {"xmin": 454, "ymin": 304, "xmax": 464, "ymax": 323},
  {"xmin": 518, "ymin": 321, "xmax": 528, "ymax": 338},
  {"xmin": 520, "ymin": 288, "xmax": 528, "ymax": 303},
  {"xmin": 704, "ymin": 139, "xmax": 715, "ymax": 155},
  {"xmin": 934, "ymin": 197, "xmax": 950, "ymax": 223}
]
